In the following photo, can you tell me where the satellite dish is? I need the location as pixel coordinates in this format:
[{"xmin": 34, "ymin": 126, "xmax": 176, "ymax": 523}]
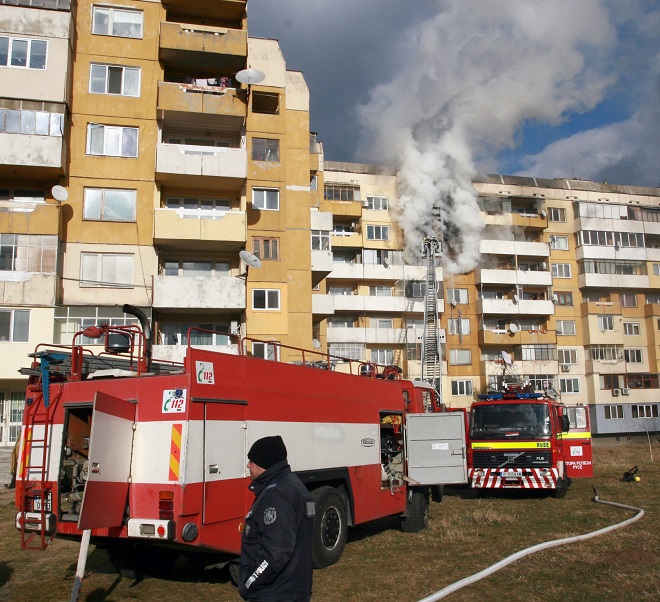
[
  {"xmin": 540, "ymin": 209, "xmax": 547, "ymax": 218},
  {"xmin": 513, "ymin": 294, "xmax": 520, "ymax": 304},
  {"xmin": 240, "ymin": 250, "xmax": 262, "ymax": 269},
  {"xmin": 450, "ymin": 300, "xmax": 458, "ymax": 308},
  {"xmin": 312, "ymin": 339, "xmax": 321, "ymax": 349},
  {"xmin": 235, "ymin": 68, "xmax": 265, "ymax": 85},
  {"xmin": 508, "ymin": 323, "xmax": 518, "ymax": 334},
  {"xmin": 501, "ymin": 350, "xmax": 513, "ymax": 366},
  {"xmin": 51, "ymin": 185, "xmax": 68, "ymax": 201}
]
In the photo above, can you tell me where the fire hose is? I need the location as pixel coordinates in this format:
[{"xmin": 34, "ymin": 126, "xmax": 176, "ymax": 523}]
[{"xmin": 418, "ymin": 488, "xmax": 645, "ymax": 602}]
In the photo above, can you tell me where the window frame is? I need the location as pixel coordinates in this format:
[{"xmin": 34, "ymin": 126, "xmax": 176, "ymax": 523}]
[
  {"xmin": 449, "ymin": 348, "xmax": 472, "ymax": 365},
  {"xmin": 552, "ymin": 263, "xmax": 572, "ymax": 278},
  {"xmin": 252, "ymin": 288, "xmax": 281, "ymax": 311},
  {"xmin": 365, "ymin": 196, "xmax": 389, "ymax": 211},
  {"xmin": 86, "ymin": 123, "xmax": 138, "ymax": 157},
  {"xmin": 251, "ymin": 137, "xmax": 280, "ymax": 162},
  {"xmin": 451, "ymin": 379, "xmax": 473, "ymax": 396},
  {"xmin": 79, "ymin": 252, "xmax": 134, "ymax": 288},
  {"xmin": 0, "ymin": 309, "xmax": 29, "ymax": 342},
  {"xmin": 252, "ymin": 341, "xmax": 280, "ymax": 361},
  {"xmin": 89, "ymin": 62, "xmax": 141, "ymax": 97},
  {"xmin": 253, "ymin": 237, "xmax": 280, "ymax": 261},
  {"xmin": 0, "ymin": 36, "xmax": 47, "ymax": 70},
  {"xmin": 252, "ymin": 187, "xmax": 280, "ymax": 211},
  {"xmin": 83, "ymin": 187, "xmax": 137, "ymax": 222},
  {"xmin": 92, "ymin": 5, "xmax": 144, "ymax": 39},
  {"xmin": 366, "ymin": 224, "xmax": 390, "ymax": 241}
]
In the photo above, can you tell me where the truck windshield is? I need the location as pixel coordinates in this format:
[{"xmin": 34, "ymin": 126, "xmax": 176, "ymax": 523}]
[{"xmin": 471, "ymin": 403, "xmax": 550, "ymax": 440}]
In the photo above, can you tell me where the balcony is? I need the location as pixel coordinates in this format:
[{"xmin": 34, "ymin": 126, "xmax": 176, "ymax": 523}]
[
  {"xmin": 328, "ymin": 262, "xmax": 439, "ymax": 282},
  {"xmin": 479, "ymin": 329, "xmax": 555, "ymax": 346},
  {"xmin": 153, "ymin": 343, "xmax": 240, "ymax": 364},
  {"xmin": 479, "ymin": 239, "xmax": 550, "ymax": 257},
  {"xmin": 159, "ymin": 22, "xmax": 247, "ymax": 73},
  {"xmin": 152, "ymin": 275, "xmax": 245, "ymax": 310},
  {"xmin": 0, "ymin": 132, "xmax": 66, "ymax": 179},
  {"xmin": 580, "ymin": 301, "xmax": 621, "ymax": 316},
  {"xmin": 155, "ymin": 143, "xmax": 246, "ymax": 189},
  {"xmin": 578, "ymin": 272, "xmax": 650, "ymax": 289},
  {"xmin": 0, "ymin": 273, "xmax": 57, "ymax": 306},
  {"xmin": 154, "ymin": 208, "xmax": 246, "ymax": 250},
  {"xmin": 159, "ymin": 0, "xmax": 246, "ymax": 21},
  {"xmin": 476, "ymin": 268, "xmax": 551, "ymax": 287},
  {"xmin": 320, "ymin": 199, "xmax": 363, "ymax": 218},
  {"xmin": 158, "ymin": 82, "xmax": 247, "ymax": 126},
  {"xmin": 478, "ymin": 298, "xmax": 553, "ymax": 315},
  {"xmin": 311, "ymin": 250, "xmax": 333, "ymax": 274},
  {"xmin": 327, "ymin": 327, "xmax": 424, "ymax": 345}
]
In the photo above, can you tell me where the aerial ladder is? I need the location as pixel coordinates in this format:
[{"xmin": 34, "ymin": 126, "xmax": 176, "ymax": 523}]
[{"xmin": 421, "ymin": 237, "xmax": 442, "ymax": 406}]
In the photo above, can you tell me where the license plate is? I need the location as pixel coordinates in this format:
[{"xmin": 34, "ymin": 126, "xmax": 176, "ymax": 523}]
[
  {"xmin": 33, "ymin": 494, "xmax": 52, "ymax": 512},
  {"xmin": 501, "ymin": 470, "xmax": 523, "ymax": 478}
]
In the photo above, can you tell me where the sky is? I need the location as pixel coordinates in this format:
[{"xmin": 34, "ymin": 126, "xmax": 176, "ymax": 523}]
[{"xmin": 248, "ymin": 0, "xmax": 660, "ymax": 272}]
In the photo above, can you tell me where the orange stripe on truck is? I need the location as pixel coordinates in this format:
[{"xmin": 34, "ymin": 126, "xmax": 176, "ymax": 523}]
[{"xmin": 169, "ymin": 423, "xmax": 182, "ymax": 481}]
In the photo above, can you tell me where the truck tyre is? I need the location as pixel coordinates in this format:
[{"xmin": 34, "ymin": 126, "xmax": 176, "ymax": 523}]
[
  {"xmin": 400, "ymin": 488, "xmax": 429, "ymax": 533},
  {"xmin": 553, "ymin": 476, "xmax": 568, "ymax": 498},
  {"xmin": 311, "ymin": 486, "xmax": 347, "ymax": 569},
  {"xmin": 108, "ymin": 543, "xmax": 179, "ymax": 578}
]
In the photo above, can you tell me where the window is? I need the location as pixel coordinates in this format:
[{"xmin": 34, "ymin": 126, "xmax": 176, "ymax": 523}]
[
  {"xmin": 449, "ymin": 349, "xmax": 471, "ymax": 365},
  {"xmin": 0, "ymin": 309, "xmax": 29, "ymax": 342},
  {"xmin": 324, "ymin": 185, "xmax": 359, "ymax": 201},
  {"xmin": 406, "ymin": 343, "xmax": 422, "ymax": 361},
  {"xmin": 552, "ymin": 263, "xmax": 571, "ymax": 278},
  {"xmin": 163, "ymin": 260, "xmax": 229, "ymax": 277},
  {"xmin": 253, "ymin": 289, "xmax": 280, "ymax": 310},
  {"xmin": 165, "ymin": 197, "xmax": 230, "ymax": 219},
  {"xmin": 371, "ymin": 348, "xmax": 394, "ymax": 365},
  {"xmin": 560, "ymin": 378, "xmax": 580, "ymax": 393},
  {"xmin": 654, "ymin": 263, "xmax": 660, "ymax": 276},
  {"xmin": 521, "ymin": 345, "xmax": 556, "ymax": 361},
  {"xmin": 556, "ymin": 320, "xmax": 576, "ymax": 335},
  {"xmin": 252, "ymin": 92, "xmax": 279, "ymax": 115},
  {"xmin": 548, "ymin": 207, "xmax": 566, "ymax": 222},
  {"xmin": 624, "ymin": 349, "xmax": 643, "ymax": 363},
  {"xmin": 448, "ymin": 318, "xmax": 470, "ymax": 335},
  {"xmin": 590, "ymin": 346, "xmax": 620, "ymax": 361},
  {"xmin": 451, "ymin": 380, "xmax": 473, "ymax": 396},
  {"xmin": 600, "ymin": 374, "xmax": 623, "ymax": 390},
  {"xmin": 253, "ymin": 237, "xmax": 279, "ymax": 261},
  {"xmin": 374, "ymin": 318, "xmax": 393, "ymax": 329},
  {"xmin": 604, "ymin": 405, "xmax": 624, "ymax": 420},
  {"xmin": 160, "ymin": 322, "xmax": 231, "ymax": 346},
  {"xmin": 252, "ymin": 188, "xmax": 279, "ymax": 211},
  {"xmin": 365, "ymin": 196, "xmax": 389, "ymax": 211},
  {"xmin": 83, "ymin": 188, "xmax": 136, "ymax": 221},
  {"xmin": 54, "ymin": 305, "xmax": 145, "ymax": 344},
  {"xmin": 0, "ymin": 234, "xmax": 56, "ymax": 272},
  {"xmin": 252, "ymin": 138, "xmax": 279, "ymax": 161},
  {"xmin": 620, "ymin": 293, "xmax": 637, "ymax": 307},
  {"xmin": 328, "ymin": 316, "xmax": 355, "ymax": 328},
  {"xmin": 447, "ymin": 288, "xmax": 468, "ymax": 305},
  {"xmin": 554, "ymin": 291, "xmax": 573, "ymax": 306},
  {"xmin": 550, "ymin": 235, "xmax": 569, "ymax": 250},
  {"xmin": 252, "ymin": 341, "xmax": 279, "ymax": 361},
  {"xmin": 366, "ymin": 225, "xmax": 389, "ymax": 240},
  {"xmin": 369, "ymin": 286, "xmax": 392, "ymax": 297},
  {"xmin": 632, "ymin": 404, "xmax": 659, "ymax": 419},
  {"xmin": 0, "ymin": 36, "xmax": 47, "ymax": 69},
  {"xmin": 328, "ymin": 286, "xmax": 354, "ymax": 295},
  {"xmin": 89, "ymin": 63, "xmax": 140, "ymax": 96},
  {"xmin": 86, "ymin": 123, "xmax": 138, "ymax": 157},
  {"xmin": 92, "ymin": 6, "xmax": 143, "ymax": 38},
  {"xmin": 363, "ymin": 249, "xmax": 392, "ymax": 265},
  {"xmin": 329, "ymin": 343, "xmax": 364, "ymax": 361},
  {"xmin": 0, "ymin": 110, "xmax": 63, "ymax": 137},
  {"xmin": 80, "ymin": 253, "xmax": 134, "ymax": 287},
  {"xmin": 0, "ymin": 391, "xmax": 25, "ymax": 443},
  {"xmin": 311, "ymin": 231, "xmax": 331, "ymax": 251},
  {"xmin": 406, "ymin": 281, "xmax": 426, "ymax": 298},
  {"xmin": 624, "ymin": 322, "xmax": 640, "ymax": 336},
  {"xmin": 558, "ymin": 349, "xmax": 578, "ymax": 364},
  {"xmin": 598, "ymin": 315, "xmax": 614, "ymax": 331}
]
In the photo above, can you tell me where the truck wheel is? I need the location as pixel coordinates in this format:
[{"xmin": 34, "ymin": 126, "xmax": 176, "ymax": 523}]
[
  {"xmin": 311, "ymin": 486, "xmax": 347, "ymax": 569},
  {"xmin": 108, "ymin": 543, "xmax": 179, "ymax": 578},
  {"xmin": 400, "ymin": 488, "xmax": 429, "ymax": 533},
  {"xmin": 553, "ymin": 477, "xmax": 568, "ymax": 498}
]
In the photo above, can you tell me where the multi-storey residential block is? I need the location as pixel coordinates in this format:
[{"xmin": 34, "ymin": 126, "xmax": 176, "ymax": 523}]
[{"xmin": 0, "ymin": 3, "xmax": 657, "ymax": 444}]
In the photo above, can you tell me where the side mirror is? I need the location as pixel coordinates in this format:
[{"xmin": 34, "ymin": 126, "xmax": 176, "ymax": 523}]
[{"xmin": 561, "ymin": 415, "xmax": 570, "ymax": 433}]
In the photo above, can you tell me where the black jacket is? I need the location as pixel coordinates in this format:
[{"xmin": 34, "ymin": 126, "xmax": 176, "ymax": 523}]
[{"xmin": 238, "ymin": 460, "xmax": 313, "ymax": 601}]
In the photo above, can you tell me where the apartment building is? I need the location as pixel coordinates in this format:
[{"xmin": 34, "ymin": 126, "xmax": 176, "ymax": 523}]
[
  {"xmin": 0, "ymin": 1, "xmax": 657, "ymax": 444},
  {"xmin": 0, "ymin": 0, "xmax": 321, "ymax": 445}
]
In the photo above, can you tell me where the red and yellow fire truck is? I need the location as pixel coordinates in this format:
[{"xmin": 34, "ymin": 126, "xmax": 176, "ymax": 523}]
[
  {"xmin": 15, "ymin": 305, "xmax": 467, "ymax": 575},
  {"xmin": 467, "ymin": 383, "xmax": 593, "ymax": 496}
]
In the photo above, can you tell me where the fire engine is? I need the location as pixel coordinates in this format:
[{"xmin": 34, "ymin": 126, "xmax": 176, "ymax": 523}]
[
  {"xmin": 467, "ymin": 382, "xmax": 593, "ymax": 496},
  {"xmin": 15, "ymin": 305, "xmax": 467, "ymax": 576}
]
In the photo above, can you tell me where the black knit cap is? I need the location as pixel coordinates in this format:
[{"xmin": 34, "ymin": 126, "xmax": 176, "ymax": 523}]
[{"xmin": 248, "ymin": 435, "xmax": 288, "ymax": 470}]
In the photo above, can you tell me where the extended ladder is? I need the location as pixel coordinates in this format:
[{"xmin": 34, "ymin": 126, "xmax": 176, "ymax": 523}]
[{"xmin": 421, "ymin": 237, "xmax": 442, "ymax": 403}]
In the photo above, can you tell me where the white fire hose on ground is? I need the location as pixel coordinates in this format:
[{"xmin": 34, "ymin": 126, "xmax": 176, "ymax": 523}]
[{"xmin": 418, "ymin": 488, "xmax": 645, "ymax": 602}]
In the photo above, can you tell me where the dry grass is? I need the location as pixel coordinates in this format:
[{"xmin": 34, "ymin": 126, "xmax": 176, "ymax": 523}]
[{"xmin": 1, "ymin": 441, "xmax": 658, "ymax": 601}]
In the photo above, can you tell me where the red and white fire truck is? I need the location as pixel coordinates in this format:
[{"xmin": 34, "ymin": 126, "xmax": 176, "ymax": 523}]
[
  {"xmin": 15, "ymin": 305, "xmax": 467, "ymax": 575},
  {"xmin": 467, "ymin": 383, "xmax": 593, "ymax": 496}
]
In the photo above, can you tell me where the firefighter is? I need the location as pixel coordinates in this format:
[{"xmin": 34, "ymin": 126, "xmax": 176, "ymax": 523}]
[{"xmin": 238, "ymin": 435, "xmax": 314, "ymax": 602}]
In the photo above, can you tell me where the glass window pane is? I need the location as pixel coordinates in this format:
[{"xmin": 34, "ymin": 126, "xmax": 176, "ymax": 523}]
[
  {"xmin": 11, "ymin": 39, "xmax": 28, "ymax": 67},
  {"xmin": 104, "ymin": 189, "xmax": 136, "ymax": 221},
  {"xmin": 20, "ymin": 110, "xmax": 35, "ymax": 134},
  {"xmin": 90, "ymin": 63, "xmax": 107, "ymax": 93},
  {"xmin": 113, "ymin": 10, "xmax": 143, "ymax": 38},
  {"xmin": 13, "ymin": 310, "xmax": 29, "ymax": 342},
  {"xmin": 29, "ymin": 40, "xmax": 47, "ymax": 69},
  {"xmin": 88, "ymin": 124, "xmax": 104, "ymax": 154},
  {"xmin": 121, "ymin": 127, "xmax": 138, "ymax": 157},
  {"xmin": 83, "ymin": 189, "xmax": 102, "ymax": 219},
  {"xmin": 5, "ymin": 110, "xmax": 20, "ymax": 133},
  {"xmin": 35, "ymin": 112, "xmax": 50, "ymax": 135},
  {"xmin": 106, "ymin": 127, "xmax": 121, "ymax": 155},
  {"xmin": 0, "ymin": 37, "xmax": 8, "ymax": 66},
  {"xmin": 0, "ymin": 312, "xmax": 10, "ymax": 340},
  {"xmin": 123, "ymin": 67, "xmax": 140, "ymax": 96},
  {"xmin": 50, "ymin": 113, "xmax": 63, "ymax": 136},
  {"xmin": 92, "ymin": 8, "xmax": 110, "ymax": 35},
  {"xmin": 107, "ymin": 66, "xmax": 122, "ymax": 94}
]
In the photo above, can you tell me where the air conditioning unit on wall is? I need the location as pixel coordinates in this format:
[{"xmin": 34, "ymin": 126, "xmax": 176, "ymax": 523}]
[
  {"xmin": 612, "ymin": 388, "xmax": 621, "ymax": 396},
  {"xmin": 560, "ymin": 364, "xmax": 570, "ymax": 372},
  {"xmin": 621, "ymin": 388, "xmax": 631, "ymax": 395}
]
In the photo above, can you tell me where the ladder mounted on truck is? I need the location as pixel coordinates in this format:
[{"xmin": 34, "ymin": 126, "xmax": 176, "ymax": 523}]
[
  {"xmin": 421, "ymin": 237, "xmax": 442, "ymax": 403},
  {"xmin": 17, "ymin": 351, "xmax": 64, "ymax": 550}
]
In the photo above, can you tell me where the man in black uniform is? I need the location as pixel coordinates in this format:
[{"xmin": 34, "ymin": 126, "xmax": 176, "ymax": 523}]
[{"xmin": 238, "ymin": 435, "xmax": 314, "ymax": 601}]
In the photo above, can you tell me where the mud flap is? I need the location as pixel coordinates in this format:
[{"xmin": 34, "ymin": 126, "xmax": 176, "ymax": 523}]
[{"xmin": 77, "ymin": 392, "xmax": 136, "ymax": 530}]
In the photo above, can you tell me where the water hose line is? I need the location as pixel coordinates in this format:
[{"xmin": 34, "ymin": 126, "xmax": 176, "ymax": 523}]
[{"xmin": 418, "ymin": 488, "xmax": 644, "ymax": 602}]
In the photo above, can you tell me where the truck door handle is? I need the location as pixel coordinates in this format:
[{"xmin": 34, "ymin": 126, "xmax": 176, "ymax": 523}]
[
  {"xmin": 209, "ymin": 464, "xmax": 219, "ymax": 474},
  {"xmin": 91, "ymin": 462, "xmax": 100, "ymax": 473}
]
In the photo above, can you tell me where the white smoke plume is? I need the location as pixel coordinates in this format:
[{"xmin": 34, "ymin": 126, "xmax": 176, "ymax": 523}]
[{"xmin": 357, "ymin": 0, "xmax": 617, "ymax": 274}]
